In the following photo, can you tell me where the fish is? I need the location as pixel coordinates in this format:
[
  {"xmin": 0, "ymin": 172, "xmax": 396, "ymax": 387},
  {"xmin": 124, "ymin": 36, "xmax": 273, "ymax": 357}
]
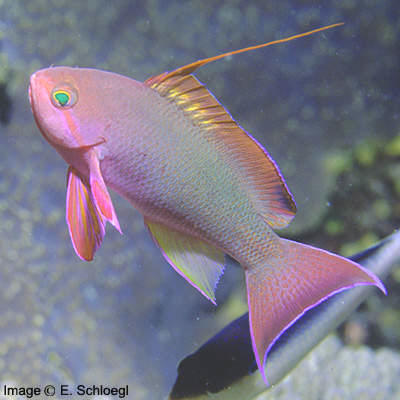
[
  {"xmin": 28, "ymin": 23, "xmax": 386, "ymax": 385},
  {"xmin": 169, "ymin": 231, "xmax": 400, "ymax": 399}
]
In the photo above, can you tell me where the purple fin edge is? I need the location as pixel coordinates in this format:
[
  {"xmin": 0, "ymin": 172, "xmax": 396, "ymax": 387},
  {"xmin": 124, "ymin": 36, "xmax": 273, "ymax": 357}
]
[{"xmin": 250, "ymin": 262, "xmax": 386, "ymax": 385}]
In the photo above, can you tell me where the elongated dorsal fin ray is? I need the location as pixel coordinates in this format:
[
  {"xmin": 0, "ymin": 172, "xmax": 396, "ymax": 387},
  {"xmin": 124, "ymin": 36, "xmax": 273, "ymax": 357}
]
[
  {"xmin": 145, "ymin": 23, "xmax": 343, "ymax": 88},
  {"xmin": 144, "ymin": 25, "xmax": 352, "ymax": 227},
  {"xmin": 144, "ymin": 24, "xmax": 343, "ymax": 228}
]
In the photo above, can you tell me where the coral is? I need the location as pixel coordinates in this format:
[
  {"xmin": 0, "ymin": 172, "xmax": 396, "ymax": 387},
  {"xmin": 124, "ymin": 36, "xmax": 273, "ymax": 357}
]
[{"xmin": 257, "ymin": 335, "xmax": 400, "ymax": 400}]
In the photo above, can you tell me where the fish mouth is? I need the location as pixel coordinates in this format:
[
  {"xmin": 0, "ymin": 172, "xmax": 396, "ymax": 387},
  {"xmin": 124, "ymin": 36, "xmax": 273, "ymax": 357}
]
[
  {"xmin": 28, "ymin": 72, "xmax": 41, "ymax": 113},
  {"xmin": 29, "ymin": 72, "xmax": 54, "ymax": 145},
  {"xmin": 28, "ymin": 73, "xmax": 35, "ymax": 108},
  {"xmin": 28, "ymin": 81, "xmax": 33, "ymax": 106}
]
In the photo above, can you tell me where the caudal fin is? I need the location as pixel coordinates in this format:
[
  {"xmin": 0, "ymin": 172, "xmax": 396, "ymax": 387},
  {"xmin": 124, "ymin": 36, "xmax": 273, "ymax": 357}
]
[{"xmin": 245, "ymin": 238, "xmax": 386, "ymax": 385}]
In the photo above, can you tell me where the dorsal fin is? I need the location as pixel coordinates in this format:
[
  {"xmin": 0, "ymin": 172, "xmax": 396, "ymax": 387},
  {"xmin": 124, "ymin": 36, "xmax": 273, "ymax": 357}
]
[
  {"xmin": 145, "ymin": 23, "xmax": 343, "ymax": 228},
  {"xmin": 145, "ymin": 23, "xmax": 343, "ymax": 88}
]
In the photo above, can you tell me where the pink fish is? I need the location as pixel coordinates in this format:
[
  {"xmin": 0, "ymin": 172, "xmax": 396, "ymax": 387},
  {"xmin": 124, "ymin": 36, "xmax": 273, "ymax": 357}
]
[{"xmin": 29, "ymin": 24, "xmax": 385, "ymax": 385}]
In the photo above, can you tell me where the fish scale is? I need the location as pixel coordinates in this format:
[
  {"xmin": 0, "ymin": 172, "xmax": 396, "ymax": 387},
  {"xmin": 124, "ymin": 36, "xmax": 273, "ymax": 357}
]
[{"xmin": 101, "ymin": 86, "xmax": 262, "ymax": 255}]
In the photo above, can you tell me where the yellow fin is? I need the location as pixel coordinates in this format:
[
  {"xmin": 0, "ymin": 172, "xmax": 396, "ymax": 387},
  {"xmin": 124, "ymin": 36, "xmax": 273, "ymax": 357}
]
[{"xmin": 144, "ymin": 219, "xmax": 225, "ymax": 304}]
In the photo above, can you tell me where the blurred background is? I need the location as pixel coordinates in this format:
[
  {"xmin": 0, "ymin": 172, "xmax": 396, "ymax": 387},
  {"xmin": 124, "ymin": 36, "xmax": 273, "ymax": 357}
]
[{"xmin": 0, "ymin": 1, "xmax": 399, "ymax": 398}]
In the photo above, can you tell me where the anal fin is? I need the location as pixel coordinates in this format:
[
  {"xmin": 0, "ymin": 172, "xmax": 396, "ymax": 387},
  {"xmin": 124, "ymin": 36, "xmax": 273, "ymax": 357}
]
[{"xmin": 144, "ymin": 219, "xmax": 225, "ymax": 304}]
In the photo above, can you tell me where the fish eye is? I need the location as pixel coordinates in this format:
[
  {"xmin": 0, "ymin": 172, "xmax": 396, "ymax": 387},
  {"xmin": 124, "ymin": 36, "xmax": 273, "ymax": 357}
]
[{"xmin": 51, "ymin": 87, "xmax": 77, "ymax": 109}]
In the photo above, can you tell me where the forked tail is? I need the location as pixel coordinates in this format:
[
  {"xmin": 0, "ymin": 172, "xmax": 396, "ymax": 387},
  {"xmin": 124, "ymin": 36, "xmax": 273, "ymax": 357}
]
[{"xmin": 245, "ymin": 238, "xmax": 386, "ymax": 385}]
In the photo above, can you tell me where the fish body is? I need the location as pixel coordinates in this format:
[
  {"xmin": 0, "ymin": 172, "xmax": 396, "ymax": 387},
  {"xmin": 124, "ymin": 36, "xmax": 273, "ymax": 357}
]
[
  {"xmin": 31, "ymin": 67, "xmax": 281, "ymax": 261},
  {"xmin": 29, "ymin": 24, "xmax": 385, "ymax": 385}
]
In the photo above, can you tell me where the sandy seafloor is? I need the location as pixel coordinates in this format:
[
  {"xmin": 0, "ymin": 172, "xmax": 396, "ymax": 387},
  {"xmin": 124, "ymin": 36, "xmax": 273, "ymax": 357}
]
[{"xmin": 0, "ymin": 1, "xmax": 399, "ymax": 399}]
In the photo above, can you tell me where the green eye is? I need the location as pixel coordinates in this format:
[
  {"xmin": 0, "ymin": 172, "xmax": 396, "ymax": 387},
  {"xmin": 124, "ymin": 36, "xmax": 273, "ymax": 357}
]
[
  {"xmin": 51, "ymin": 87, "xmax": 77, "ymax": 108},
  {"xmin": 54, "ymin": 91, "xmax": 69, "ymax": 106}
]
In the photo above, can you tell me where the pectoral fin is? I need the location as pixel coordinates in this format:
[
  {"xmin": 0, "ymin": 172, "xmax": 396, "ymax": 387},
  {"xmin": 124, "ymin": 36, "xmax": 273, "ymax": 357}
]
[
  {"xmin": 144, "ymin": 219, "xmax": 225, "ymax": 304},
  {"xmin": 66, "ymin": 166, "xmax": 106, "ymax": 261},
  {"xmin": 66, "ymin": 153, "xmax": 122, "ymax": 261},
  {"xmin": 89, "ymin": 152, "xmax": 121, "ymax": 233}
]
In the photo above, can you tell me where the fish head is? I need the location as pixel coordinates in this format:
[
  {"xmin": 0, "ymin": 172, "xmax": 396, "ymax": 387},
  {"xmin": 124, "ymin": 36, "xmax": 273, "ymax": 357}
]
[
  {"xmin": 29, "ymin": 66, "xmax": 111, "ymax": 153},
  {"xmin": 30, "ymin": 67, "xmax": 125, "ymax": 260}
]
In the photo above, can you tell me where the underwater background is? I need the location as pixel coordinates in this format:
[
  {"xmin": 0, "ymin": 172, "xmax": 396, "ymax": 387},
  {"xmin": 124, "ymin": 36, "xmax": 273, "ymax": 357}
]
[{"xmin": 0, "ymin": 1, "xmax": 399, "ymax": 399}]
